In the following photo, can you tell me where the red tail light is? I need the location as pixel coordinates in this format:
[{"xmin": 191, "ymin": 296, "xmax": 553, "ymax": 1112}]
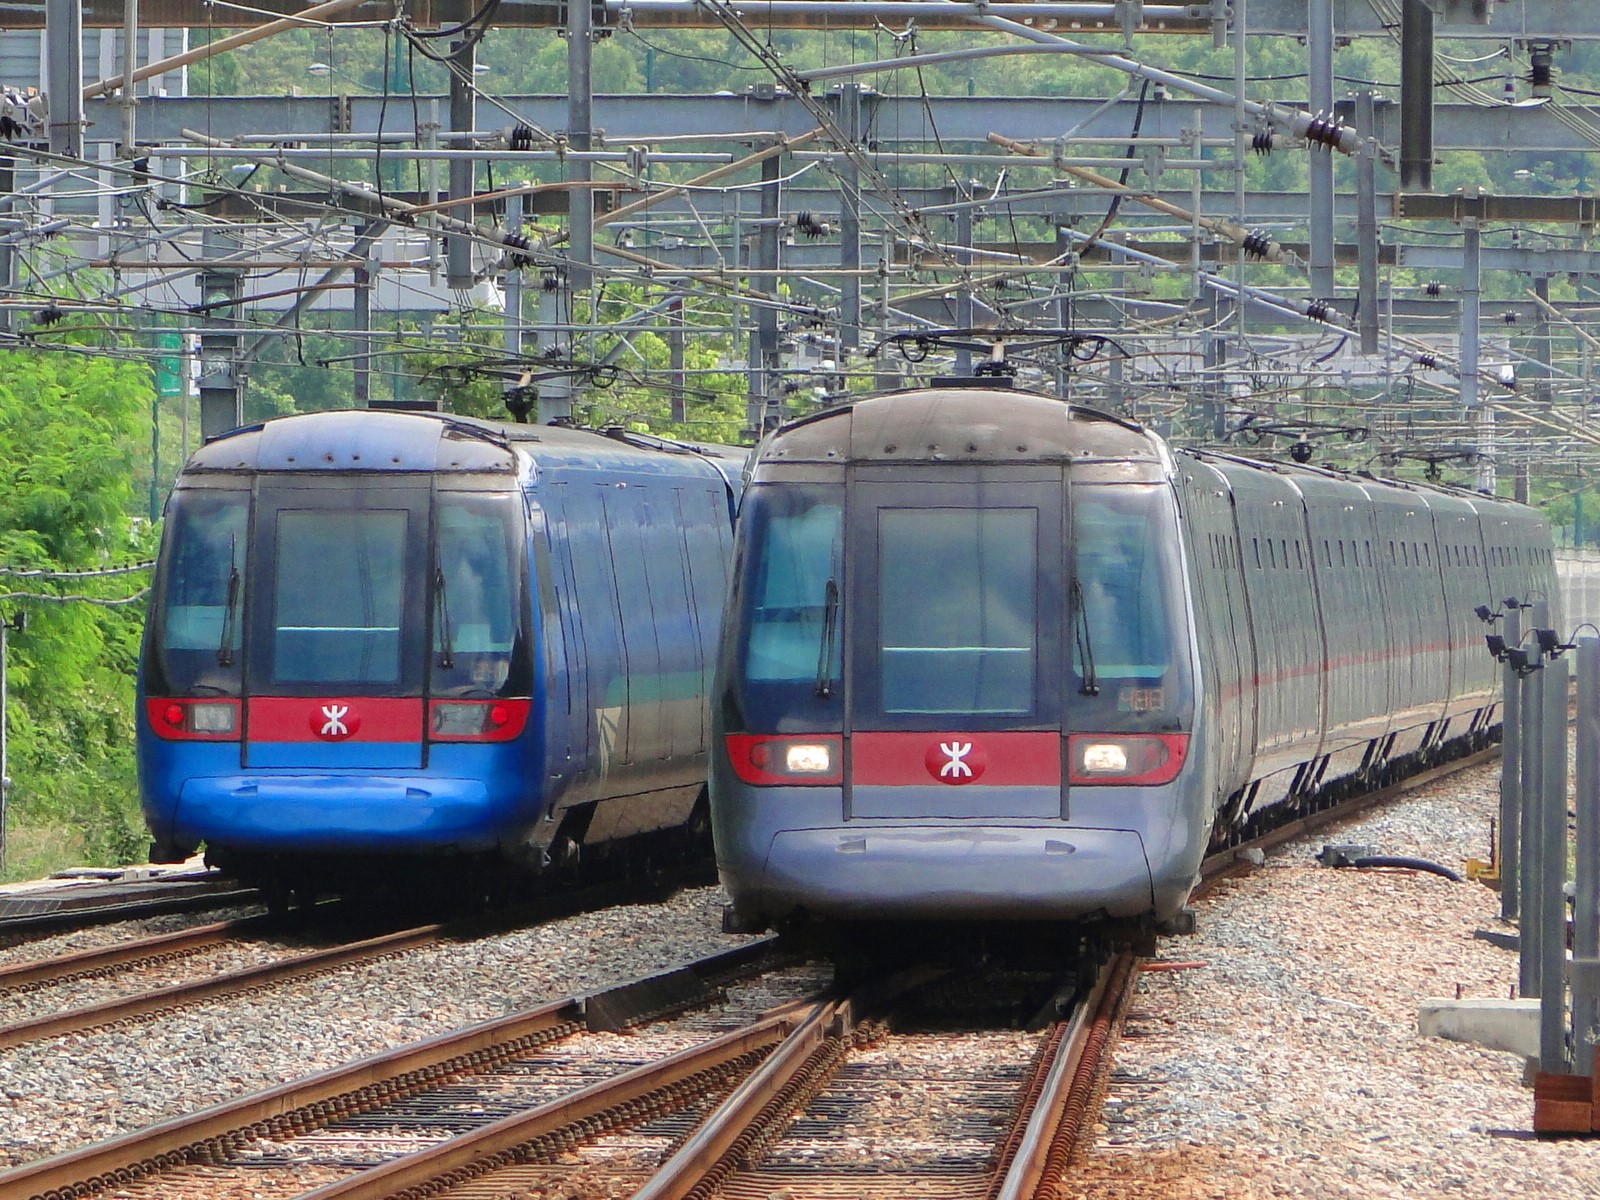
[
  {"xmin": 429, "ymin": 699, "xmax": 530, "ymax": 742},
  {"xmin": 146, "ymin": 698, "xmax": 240, "ymax": 741},
  {"xmin": 725, "ymin": 734, "xmax": 842, "ymax": 786},
  {"xmin": 1068, "ymin": 733, "xmax": 1188, "ymax": 785}
]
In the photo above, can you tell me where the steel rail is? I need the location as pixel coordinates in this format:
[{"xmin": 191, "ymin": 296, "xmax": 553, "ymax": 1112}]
[
  {"xmin": 297, "ymin": 967, "xmax": 802, "ymax": 1199},
  {"xmin": 634, "ymin": 964, "xmax": 942, "ymax": 1200},
  {"xmin": 992, "ymin": 954, "xmax": 1138, "ymax": 1200},
  {"xmin": 0, "ymin": 920, "xmax": 451, "ymax": 1051},
  {"xmin": 0, "ymin": 914, "xmax": 266, "ymax": 993},
  {"xmin": 0, "ymin": 939, "xmax": 778, "ymax": 1200}
]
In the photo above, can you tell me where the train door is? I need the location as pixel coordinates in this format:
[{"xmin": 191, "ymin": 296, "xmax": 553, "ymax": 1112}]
[
  {"xmin": 536, "ymin": 481, "xmax": 595, "ymax": 801},
  {"xmin": 843, "ymin": 472, "xmax": 1065, "ymax": 820},
  {"xmin": 243, "ymin": 478, "xmax": 431, "ymax": 769},
  {"xmin": 527, "ymin": 496, "xmax": 575, "ymax": 791}
]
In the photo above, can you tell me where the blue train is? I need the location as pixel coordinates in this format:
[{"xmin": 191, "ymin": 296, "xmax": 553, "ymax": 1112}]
[
  {"xmin": 710, "ymin": 383, "xmax": 1557, "ymax": 947},
  {"xmin": 138, "ymin": 409, "xmax": 743, "ymax": 901}
]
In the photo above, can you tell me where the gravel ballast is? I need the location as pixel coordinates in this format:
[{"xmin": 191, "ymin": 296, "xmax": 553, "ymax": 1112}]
[
  {"xmin": 1075, "ymin": 757, "xmax": 1600, "ymax": 1199},
  {"xmin": 0, "ymin": 886, "xmax": 753, "ymax": 1168}
]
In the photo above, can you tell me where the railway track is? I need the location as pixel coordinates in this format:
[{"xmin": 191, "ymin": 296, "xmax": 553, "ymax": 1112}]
[
  {"xmin": 0, "ymin": 916, "xmax": 458, "ymax": 1052},
  {"xmin": 0, "ymin": 939, "xmax": 810, "ymax": 1200},
  {"xmin": 0, "ymin": 872, "xmax": 712, "ymax": 1053},
  {"xmin": 0, "ymin": 750, "xmax": 1500, "ymax": 1200},
  {"xmin": 0, "ymin": 943, "xmax": 1135, "ymax": 1200}
]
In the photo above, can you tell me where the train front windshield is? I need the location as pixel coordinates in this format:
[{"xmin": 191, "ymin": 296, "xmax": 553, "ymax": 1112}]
[
  {"xmin": 1068, "ymin": 483, "xmax": 1193, "ymax": 732},
  {"xmin": 147, "ymin": 484, "xmax": 529, "ymax": 703},
  {"xmin": 722, "ymin": 483, "xmax": 844, "ymax": 733},
  {"xmin": 723, "ymin": 477, "xmax": 1191, "ymax": 738}
]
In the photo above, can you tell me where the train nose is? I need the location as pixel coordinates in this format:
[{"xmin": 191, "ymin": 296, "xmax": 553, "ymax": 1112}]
[
  {"xmin": 757, "ymin": 824, "xmax": 1157, "ymax": 922},
  {"xmin": 173, "ymin": 774, "xmax": 495, "ymax": 854}
]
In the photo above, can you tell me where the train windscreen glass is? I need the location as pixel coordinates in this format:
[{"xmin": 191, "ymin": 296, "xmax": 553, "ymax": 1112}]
[
  {"xmin": 1070, "ymin": 483, "xmax": 1192, "ymax": 728},
  {"xmin": 723, "ymin": 483, "xmax": 843, "ymax": 731},
  {"xmin": 271, "ymin": 509, "xmax": 408, "ymax": 686},
  {"xmin": 150, "ymin": 488, "xmax": 249, "ymax": 696},
  {"xmin": 879, "ymin": 508, "xmax": 1036, "ymax": 715},
  {"xmin": 432, "ymin": 494, "xmax": 527, "ymax": 697}
]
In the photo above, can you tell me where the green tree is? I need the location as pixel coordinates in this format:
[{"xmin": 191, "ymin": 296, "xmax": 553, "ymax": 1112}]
[{"xmin": 0, "ymin": 351, "xmax": 156, "ymax": 880}]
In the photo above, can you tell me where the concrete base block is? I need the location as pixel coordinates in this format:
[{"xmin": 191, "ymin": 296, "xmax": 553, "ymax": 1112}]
[{"xmin": 1417, "ymin": 997, "xmax": 1542, "ymax": 1058}]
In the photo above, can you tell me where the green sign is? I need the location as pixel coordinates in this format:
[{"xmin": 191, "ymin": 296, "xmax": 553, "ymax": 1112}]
[{"xmin": 154, "ymin": 331, "xmax": 184, "ymax": 399}]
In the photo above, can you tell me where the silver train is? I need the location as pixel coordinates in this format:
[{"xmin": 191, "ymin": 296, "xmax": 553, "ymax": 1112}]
[{"xmin": 709, "ymin": 383, "xmax": 1557, "ymax": 944}]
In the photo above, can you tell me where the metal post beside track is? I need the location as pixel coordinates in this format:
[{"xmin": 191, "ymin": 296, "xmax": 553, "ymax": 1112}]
[
  {"xmin": 1501, "ymin": 602, "xmax": 1522, "ymax": 921},
  {"xmin": 1572, "ymin": 637, "xmax": 1599, "ymax": 1075},
  {"xmin": 1519, "ymin": 618, "xmax": 1545, "ymax": 1002},
  {"xmin": 1540, "ymin": 649, "xmax": 1570, "ymax": 1074}
]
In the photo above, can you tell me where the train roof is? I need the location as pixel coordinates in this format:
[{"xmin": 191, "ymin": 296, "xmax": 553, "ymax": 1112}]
[
  {"xmin": 1184, "ymin": 445, "xmax": 1543, "ymax": 520},
  {"xmin": 756, "ymin": 385, "xmax": 1165, "ymax": 467},
  {"xmin": 182, "ymin": 409, "xmax": 748, "ymax": 487}
]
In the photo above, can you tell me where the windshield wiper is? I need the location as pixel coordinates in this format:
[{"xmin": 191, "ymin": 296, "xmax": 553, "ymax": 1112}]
[
  {"xmin": 1070, "ymin": 577, "xmax": 1099, "ymax": 696},
  {"xmin": 815, "ymin": 577, "xmax": 840, "ymax": 698},
  {"xmin": 216, "ymin": 534, "xmax": 240, "ymax": 668},
  {"xmin": 434, "ymin": 566, "xmax": 455, "ymax": 669}
]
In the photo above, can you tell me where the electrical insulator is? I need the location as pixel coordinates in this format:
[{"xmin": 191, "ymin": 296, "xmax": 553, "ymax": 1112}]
[
  {"xmin": 1416, "ymin": 352, "xmax": 1439, "ymax": 369},
  {"xmin": 1302, "ymin": 113, "xmax": 1347, "ymax": 151},
  {"xmin": 1306, "ymin": 299, "xmax": 1331, "ymax": 322},
  {"xmin": 1425, "ymin": 280, "xmax": 1444, "ymax": 297},
  {"xmin": 1530, "ymin": 45, "xmax": 1554, "ymax": 100},
  {"xmin": 1251, "ymin": 130, "xmax": 1274, "ymax": 156},
  {"xmin": 1241, "ymin": 230, "xmax": 1274, "ymax": 260},
  {"xmin": 793, "ymin": 211, "xmax": 831, "ymax": 239}
]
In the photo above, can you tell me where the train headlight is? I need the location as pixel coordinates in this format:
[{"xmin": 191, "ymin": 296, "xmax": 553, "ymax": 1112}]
[
  {"xmin": 1080, "ymin": 742, "xmax": 1128, "ymax": 774},
  {"xmin": 725, "ymin": 734, "xmax": 843, "ymax": 786},
  {"xmin": 785, "ymin": 743, "xmax": 834, "ymax": 774},
  {"xmin": 1068, "ymin": 733, "xmax": 1189, "ymax": 786}
]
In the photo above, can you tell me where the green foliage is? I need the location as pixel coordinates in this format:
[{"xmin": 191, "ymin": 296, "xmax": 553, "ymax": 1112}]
[{"xmin": 0, "ymin": 351, "xmax": 156, "ymax": 881}]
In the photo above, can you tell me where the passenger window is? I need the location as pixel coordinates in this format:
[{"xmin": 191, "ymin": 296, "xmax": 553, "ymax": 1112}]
[{"xmin": 433, "ymin": 495, "xmax": 523, "ymax": 696}]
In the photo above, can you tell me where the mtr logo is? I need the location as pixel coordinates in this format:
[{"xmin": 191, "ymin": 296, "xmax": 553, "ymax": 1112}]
[
  {"xmin": 924, "ymin": 739, "xmax": 987, "ymax": 784},
  {"xmin": 310, "ymin": 703, "xmax": 361, "ymax": 741}
]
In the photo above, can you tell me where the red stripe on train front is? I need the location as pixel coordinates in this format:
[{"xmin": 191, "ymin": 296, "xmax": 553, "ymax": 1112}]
[
  {"xmin": 851, "ymin": 731, "xmax": 1062, "ymax": 787},
  {"xmin": 246, "ymin": 697, "xmax": 424, "ymax": 743}
]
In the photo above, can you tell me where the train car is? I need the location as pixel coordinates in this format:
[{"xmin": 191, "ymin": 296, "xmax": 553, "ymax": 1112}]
[
  {"xmin": 709, "ymin": 382, "xmax": 1557, "ymax": 946},
  {"xmin": 138, "ymin": 409, "xmax": 743, "ymax": 902}
]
